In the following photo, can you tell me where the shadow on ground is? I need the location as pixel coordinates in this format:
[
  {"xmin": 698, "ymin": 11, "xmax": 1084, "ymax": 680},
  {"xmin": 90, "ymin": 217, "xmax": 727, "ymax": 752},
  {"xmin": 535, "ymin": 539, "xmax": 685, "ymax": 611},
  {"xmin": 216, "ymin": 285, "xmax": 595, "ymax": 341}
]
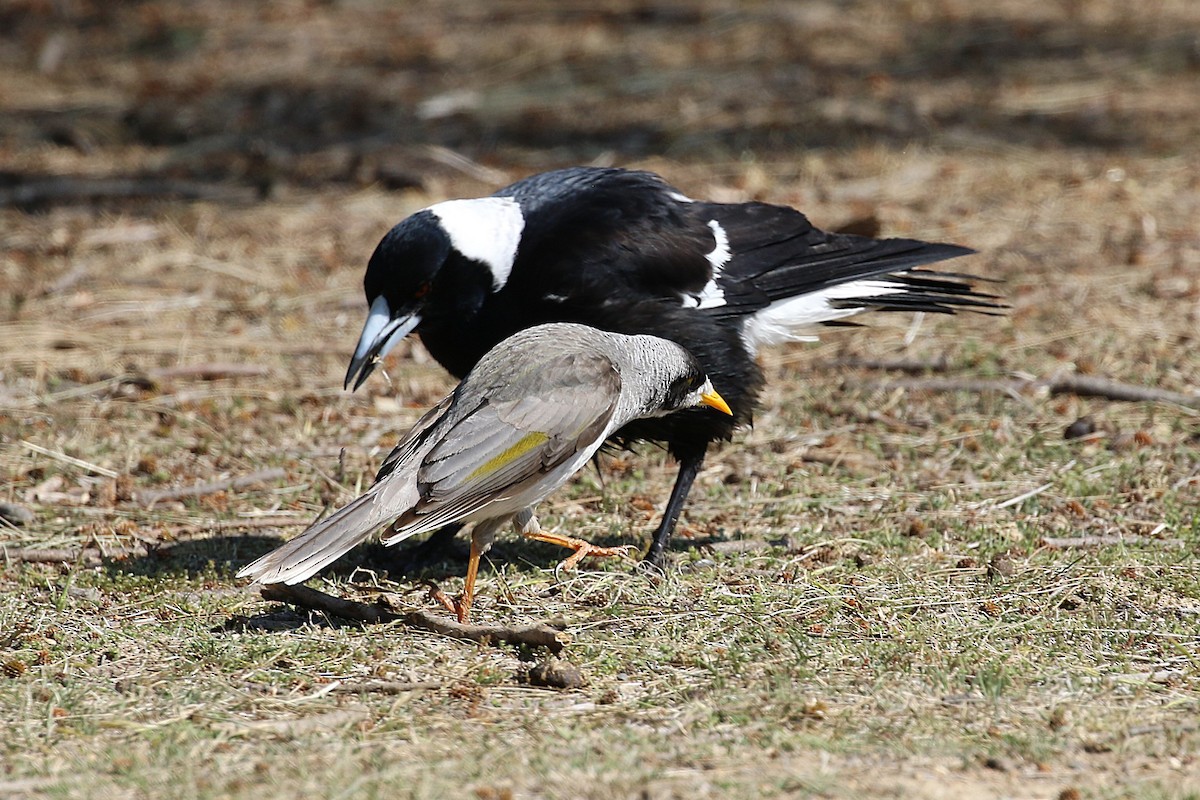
[{"xmin": 2, "ymin": 3, "xmax": 1196, "ymax": 209}]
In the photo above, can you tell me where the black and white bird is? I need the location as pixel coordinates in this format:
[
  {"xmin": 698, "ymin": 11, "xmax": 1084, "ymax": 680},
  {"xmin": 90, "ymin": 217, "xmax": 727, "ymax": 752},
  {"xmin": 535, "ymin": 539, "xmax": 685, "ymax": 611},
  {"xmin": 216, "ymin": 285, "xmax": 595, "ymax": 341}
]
[
  {"xmin": 240, "ymin": 323, "xmax": 732, "ymax": 621},
  {"xmin": 344, "ymin": 167, "xmax": 998, "ymax": 567}
]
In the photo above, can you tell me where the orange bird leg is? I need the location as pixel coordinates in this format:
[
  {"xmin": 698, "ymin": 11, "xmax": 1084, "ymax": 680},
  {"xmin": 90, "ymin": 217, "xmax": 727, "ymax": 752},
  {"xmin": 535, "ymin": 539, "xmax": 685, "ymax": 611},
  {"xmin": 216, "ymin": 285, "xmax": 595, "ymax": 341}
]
[
  {"xmin": 456, "ymin": 536, "xmax": 484, "ymax": 623},
  {"xmin": 515, "ymin": 510, "xmax": 634, "ymax": 572},
  {"xmin": 454, "ymin": 520, "xmax": 501, "ymax": 623}
]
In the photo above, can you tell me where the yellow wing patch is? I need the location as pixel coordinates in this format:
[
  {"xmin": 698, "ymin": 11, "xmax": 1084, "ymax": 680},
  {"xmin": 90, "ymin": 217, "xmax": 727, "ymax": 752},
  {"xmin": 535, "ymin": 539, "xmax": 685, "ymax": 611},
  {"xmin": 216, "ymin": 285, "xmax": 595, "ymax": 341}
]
[{"xmin": 466, "ymin": 431, "xmax": 550, "ymax": 481}]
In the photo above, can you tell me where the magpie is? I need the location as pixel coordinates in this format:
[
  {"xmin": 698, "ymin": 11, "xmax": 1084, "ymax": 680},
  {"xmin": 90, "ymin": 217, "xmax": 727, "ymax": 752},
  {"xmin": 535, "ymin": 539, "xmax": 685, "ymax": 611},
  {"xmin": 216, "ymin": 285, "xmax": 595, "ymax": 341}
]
[{"xmin": 343, "ymin": 167, "xmax": 998, "ymax": 567}]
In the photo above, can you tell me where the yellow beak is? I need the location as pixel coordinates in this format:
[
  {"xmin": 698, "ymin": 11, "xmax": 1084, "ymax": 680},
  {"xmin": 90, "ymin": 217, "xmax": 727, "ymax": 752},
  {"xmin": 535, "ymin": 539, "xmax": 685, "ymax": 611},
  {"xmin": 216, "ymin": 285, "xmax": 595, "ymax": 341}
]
[{"xmin": 700, "ymin": 390, "xmax": 733, "ymax": 416}]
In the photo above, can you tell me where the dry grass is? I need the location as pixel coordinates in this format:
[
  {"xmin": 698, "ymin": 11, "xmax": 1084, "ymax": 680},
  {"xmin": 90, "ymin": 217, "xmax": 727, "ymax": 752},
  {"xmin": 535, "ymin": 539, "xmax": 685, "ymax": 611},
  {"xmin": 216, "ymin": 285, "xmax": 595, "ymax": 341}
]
[{"xmin": 2, "ymin": 1, "xmax": 1199, "ymax": 798}]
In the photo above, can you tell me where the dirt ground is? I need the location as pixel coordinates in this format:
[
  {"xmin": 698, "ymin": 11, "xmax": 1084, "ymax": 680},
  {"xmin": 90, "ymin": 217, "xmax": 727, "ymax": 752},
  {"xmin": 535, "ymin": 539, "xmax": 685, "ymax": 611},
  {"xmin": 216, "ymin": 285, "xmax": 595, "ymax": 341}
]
[{"xmin": 2, "ymin": 2, "xmax": 1199, "ymax": 798}]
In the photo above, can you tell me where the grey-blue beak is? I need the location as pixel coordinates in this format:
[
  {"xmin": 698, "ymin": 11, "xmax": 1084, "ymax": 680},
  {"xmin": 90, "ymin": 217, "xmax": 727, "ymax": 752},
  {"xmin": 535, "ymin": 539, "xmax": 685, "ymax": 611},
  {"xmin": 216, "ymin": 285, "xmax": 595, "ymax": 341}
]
[{"xmin": 344, "ymin": 295, "xmax": 422, "ymax": 391}]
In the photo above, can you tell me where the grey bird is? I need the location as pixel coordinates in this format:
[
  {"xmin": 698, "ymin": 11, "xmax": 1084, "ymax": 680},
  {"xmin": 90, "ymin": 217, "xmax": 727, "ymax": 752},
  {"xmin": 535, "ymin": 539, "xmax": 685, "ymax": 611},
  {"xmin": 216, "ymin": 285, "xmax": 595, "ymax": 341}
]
[{"xmin": 238, "ymin": 322, "xmax": 732, "ymax": 621}]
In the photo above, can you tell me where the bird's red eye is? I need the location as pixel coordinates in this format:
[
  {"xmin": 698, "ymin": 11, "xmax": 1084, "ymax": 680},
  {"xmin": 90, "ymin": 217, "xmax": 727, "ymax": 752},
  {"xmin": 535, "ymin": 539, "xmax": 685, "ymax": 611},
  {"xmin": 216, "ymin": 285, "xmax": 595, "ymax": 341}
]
[{"xmin": 415, "ymin": 281, "xmax": 431, "ymax": 299}]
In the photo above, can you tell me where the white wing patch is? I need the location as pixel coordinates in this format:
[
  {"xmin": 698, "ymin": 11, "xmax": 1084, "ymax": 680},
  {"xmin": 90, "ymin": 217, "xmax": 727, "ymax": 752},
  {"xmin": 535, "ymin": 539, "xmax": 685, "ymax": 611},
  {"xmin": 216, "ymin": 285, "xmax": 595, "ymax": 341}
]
[
  {"xmin": 429, "ymin": 197, "xmax": 525, "ymax": 291},
  {"xmin": 740, "ymin": 279, "xmax": 907, "ymax": 353},
  {"xmin": 682, "ymin": 220, "xmax": 730, "ymax": 310},
  {"xmin": 705, "ymin": 220, "xmax": 731, "ymax": 271}
]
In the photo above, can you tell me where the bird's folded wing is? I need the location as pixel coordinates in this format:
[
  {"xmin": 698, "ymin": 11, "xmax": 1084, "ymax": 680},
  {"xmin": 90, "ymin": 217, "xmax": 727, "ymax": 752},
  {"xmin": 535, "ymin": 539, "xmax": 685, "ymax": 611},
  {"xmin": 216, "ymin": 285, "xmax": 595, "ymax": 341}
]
[
  {"xmin": 373, "ymin": 393, "xmax": 455, "ymax": 482},
  {"xmin": 383, "ymin": 351, "xmax": 621, "ymax": 538},
  {"xmin": 687, "ymin": 201, "xmax": 984, "ymax": 315}
]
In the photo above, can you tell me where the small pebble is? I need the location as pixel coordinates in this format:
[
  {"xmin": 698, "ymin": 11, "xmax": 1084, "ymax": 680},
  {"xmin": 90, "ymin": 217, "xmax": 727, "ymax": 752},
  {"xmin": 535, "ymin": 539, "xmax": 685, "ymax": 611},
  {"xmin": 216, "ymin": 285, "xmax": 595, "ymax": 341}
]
[
  {"xmin": 0, "ymin": 502, "xmax": 34, "ymax": 527},
  {"xmin": 528, "ymin": 658, "xmax": 584, "ymax": 690},
  {"xmin": 988, "ymin": 553, "xmax": 1015, "ymax": 580},
  {"xmin": 67, "ymin": 585, "xmax": 102, "ymax": 603},
  {"xmin": 1063, "ymin": 416, "xmax": 1096, "ymax": 440}
]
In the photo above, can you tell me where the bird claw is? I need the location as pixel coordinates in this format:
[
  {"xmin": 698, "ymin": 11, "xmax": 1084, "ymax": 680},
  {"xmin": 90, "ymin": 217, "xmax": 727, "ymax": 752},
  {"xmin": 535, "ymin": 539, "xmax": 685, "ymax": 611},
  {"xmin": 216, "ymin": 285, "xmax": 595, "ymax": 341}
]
[
  {"xmin": 554, "ymin": 543, "xmax": 636, "ymax": 576},
  {"xmin": 423, "ymin": 580, "xmax": 460, "ymax": 617}
]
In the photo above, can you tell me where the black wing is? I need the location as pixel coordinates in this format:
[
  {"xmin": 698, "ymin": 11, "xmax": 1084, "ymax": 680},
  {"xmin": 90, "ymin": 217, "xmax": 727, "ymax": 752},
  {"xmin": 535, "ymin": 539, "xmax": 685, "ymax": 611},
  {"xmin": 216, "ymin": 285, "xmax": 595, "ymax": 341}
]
[{"xmin": 686, "ymin": 200, "xmax": 995, "ymax": 318}]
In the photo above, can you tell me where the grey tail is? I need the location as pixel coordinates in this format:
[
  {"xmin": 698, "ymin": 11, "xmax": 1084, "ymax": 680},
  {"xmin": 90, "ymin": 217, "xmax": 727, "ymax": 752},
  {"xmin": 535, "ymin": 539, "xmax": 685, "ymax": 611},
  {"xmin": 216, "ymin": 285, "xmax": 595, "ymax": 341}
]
[{"xmin": 237, "ymin": 487, "xmax": 391, "ymax": 586}]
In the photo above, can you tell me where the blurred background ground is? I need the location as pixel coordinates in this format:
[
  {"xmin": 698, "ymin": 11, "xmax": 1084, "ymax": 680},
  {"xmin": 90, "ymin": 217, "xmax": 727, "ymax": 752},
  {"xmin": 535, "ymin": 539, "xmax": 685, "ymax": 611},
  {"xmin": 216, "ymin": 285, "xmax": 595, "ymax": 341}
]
[{"xmin": 1, "ymin": 2, "xmax": 1198, "ymax": 798}]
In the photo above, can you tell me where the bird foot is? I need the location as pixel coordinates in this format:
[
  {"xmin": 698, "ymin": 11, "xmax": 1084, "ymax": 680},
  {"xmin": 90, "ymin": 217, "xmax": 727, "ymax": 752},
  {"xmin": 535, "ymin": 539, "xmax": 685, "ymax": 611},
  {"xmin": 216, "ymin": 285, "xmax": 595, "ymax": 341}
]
[
  {"xmin": 424, "ymin": 580, "xmax": 472, "ymax": 622},
  {"xmin": 522, "ymin": 529, "xmax": 636, "ymax": 572}
]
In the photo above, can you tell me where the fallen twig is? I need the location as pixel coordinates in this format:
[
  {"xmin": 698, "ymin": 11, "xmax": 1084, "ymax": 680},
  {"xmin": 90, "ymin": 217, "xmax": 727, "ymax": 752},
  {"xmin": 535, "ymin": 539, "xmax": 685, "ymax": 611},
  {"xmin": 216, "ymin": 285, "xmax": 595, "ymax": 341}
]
[
  {"xmin": 0, "ymin": 175, "xmax": 255, "ymax": 210},
  {"xmin": 21, "ymin": 440, "xmax": 120, "ymax": 478},
  {"xmin": 2, "ymin": 547, "xmax": 100, "ymax": 566},
  {"xmin": 258, "ymin": 583, "xmax": 569, "ymax": 653},
  {"xmin": 817, "ymin": 356, "xmax": 951, "ymax": 374},
  {"xmin": 137, "ymin": 468, "xmax": 287, "ymax": 506},
  {"xmin": 147, "ymin": 363, "xmax": 272, "ymax": 381},
  {"xmin": 1, "ymin": 545, "xmax": 147, "ymax": 566},
  {"xmin": 1052, "ymin": 374, "xmax": 1200, "ymax": 407},
  {"xmin": 332, "ymin": 680, "xmax": 443, "ymax": 695},
  {"xmin": 395, "ymin": 606, "xmax": 570, "ymax": 652},
  {"xmin": 260, "ymin": 583, "xmax": 390, "ymax": 622},
  {"xmin": 847, "ymin": 374, "xmax": 1200, "ymax": 408}
]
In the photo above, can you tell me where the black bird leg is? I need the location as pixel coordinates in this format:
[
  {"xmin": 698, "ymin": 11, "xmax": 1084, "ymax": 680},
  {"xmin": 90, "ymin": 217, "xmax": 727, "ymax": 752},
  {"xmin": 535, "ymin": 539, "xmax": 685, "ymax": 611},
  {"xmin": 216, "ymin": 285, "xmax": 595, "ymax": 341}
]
[{"xmin": 642, "ymin": 449, "xmax": 706, "ymax": 569}]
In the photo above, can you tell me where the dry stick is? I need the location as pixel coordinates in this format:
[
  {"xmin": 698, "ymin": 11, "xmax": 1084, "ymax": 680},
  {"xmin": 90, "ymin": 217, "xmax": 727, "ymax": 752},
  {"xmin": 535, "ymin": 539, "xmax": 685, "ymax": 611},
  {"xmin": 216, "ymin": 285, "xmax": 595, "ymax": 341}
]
[
  {"xmin": 146, "ymin": 363, "xmax": 272, "ymax": 380},
  {"xmin": 2, "ymin": 548, "xmax": 100, "ymax": 565},
  {"xmin": 259, "ymin": 584, "xmax": 568, "ymax": 653},
  {"xmin": 137, "ymin": 468, "xmax": 288, "ymax": 506},
  {"xmin": 1, "ymin": 546, "xmax": 147, "ymax": 565},
  {"xmin": 817, "ymin": 356, "xmax": 951, "ymax": 374},
  {"xmin": 21, "ymin": 440, "xmax": 120, "ymax": 478},
  {"xmin": 847, "ymin": 374, "xmax": 1200, "ymax": 408},
  {"xmin": 1050, "ymin": 374, "xmax": 1199, "ymax": 407},
  {"xmin": 0, "ymin": 176, "xmax": 255, "ymax": 208},
  {"xmin": 332, "ymin": 680, "xmax": 444, "ymax": 695},
  {"xmin": 261, "ymin": 584, "xmax": 391, "ymax": 623}
]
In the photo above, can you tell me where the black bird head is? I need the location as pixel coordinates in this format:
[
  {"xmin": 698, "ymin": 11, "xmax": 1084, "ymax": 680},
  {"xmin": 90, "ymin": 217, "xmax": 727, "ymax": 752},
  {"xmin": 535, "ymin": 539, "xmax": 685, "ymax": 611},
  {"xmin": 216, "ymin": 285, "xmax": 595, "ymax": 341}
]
[
  {"xmin": 345, "ymin": 197, "xmax": 527, "ymax": 391},
  {"xmin": 344, "ymin": 211, "xmax": 451, "ymax": 390}
]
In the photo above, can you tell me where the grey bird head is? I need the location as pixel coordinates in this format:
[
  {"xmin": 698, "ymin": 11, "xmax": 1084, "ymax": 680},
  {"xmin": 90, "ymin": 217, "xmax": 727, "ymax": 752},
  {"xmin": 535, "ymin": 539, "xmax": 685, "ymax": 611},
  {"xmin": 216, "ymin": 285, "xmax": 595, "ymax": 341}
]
[
  {"xmin": 238, "ymin": 323, "xmax": 730, "ymax": 588},
  {"xmin": 593, "ymin": 330, "xmax": 732, "ymax": 421}
]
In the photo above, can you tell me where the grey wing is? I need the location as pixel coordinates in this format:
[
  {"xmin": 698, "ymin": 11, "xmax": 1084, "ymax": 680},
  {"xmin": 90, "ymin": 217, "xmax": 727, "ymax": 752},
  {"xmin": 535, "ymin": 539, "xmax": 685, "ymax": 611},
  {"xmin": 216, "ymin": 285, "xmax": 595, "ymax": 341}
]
[
  {"xmin": 383, "ymin": 351, "xmax": 621, "ymax": 538},
  {"xmin": 374, "ymin": 392, "xmax": 455, "ymax": 481}
]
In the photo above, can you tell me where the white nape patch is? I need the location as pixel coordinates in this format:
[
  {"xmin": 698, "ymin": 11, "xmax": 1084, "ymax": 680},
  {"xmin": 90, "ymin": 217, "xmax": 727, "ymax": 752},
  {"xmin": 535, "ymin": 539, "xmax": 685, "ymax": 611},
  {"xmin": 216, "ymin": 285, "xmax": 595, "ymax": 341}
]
[
  {"xmin": 740, "ymin": 279, "xmax": 907, "ymax": 353},
  {"xmin": 668, "ymin": 191, "xmax": 694, "ymax": 203},
  {"xmin": 428, "ymin": 197, "xmax": 525, "ymax": 291},
  {"xmin": 681, "ymin": 220, "xmax": 730, "ymax": 310}
]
